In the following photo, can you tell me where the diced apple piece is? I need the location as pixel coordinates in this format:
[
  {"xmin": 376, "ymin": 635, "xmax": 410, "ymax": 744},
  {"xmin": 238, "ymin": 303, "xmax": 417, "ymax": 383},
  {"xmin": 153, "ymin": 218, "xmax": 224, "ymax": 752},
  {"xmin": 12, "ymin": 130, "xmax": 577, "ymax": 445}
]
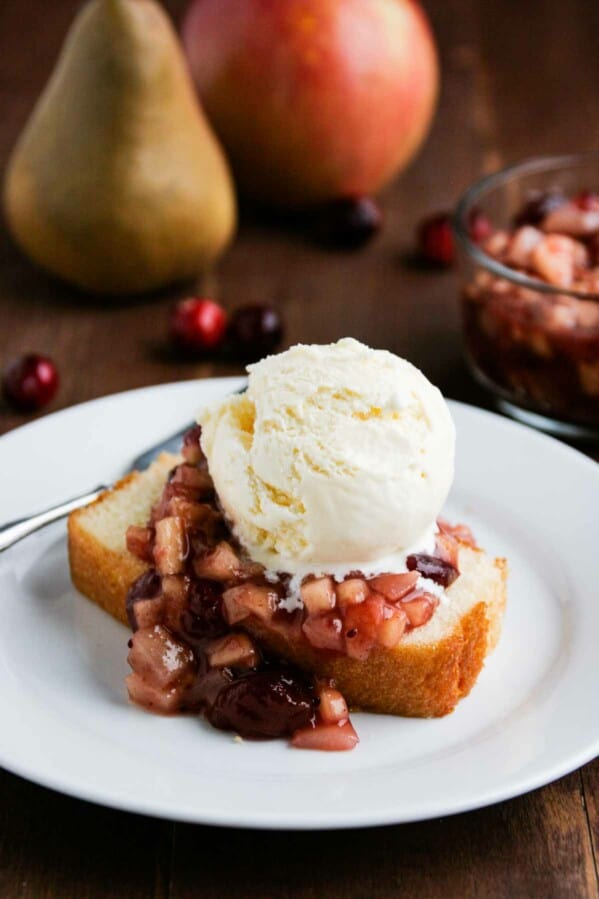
[
  {"xmin": 437, "ymin": 518, "xmax": 477, "ymax": 549},
  {"xmin": 222, "ymin": 584, "xmax": 278, "ymax": 625},
  {"xmin": 130, "ymin": 597, "xmax": 165, "ymax": 631},
  {"xmin": 302, "ymin": 613, "xmax": 344, "ymax": 652},
  {"xmin": 153, "ymin": 517, "xmax": 188, "ymax": 575},
  {"xmin": 542, "ymin": 201, "xmax": 599, "ymax": 237},
  {"xmin": 300, "ymin": 576, "xmax": 336, "ymax": 614},
  {"xmin": 195, "ymin": 540, "xmax": 264, "ymax": 582},
  {"xmin": 162, "ymin": 574, "xmax": 189, "ymax": 602},
  {"xmin": 161, "ymin": 574, "xmax": 190, "ymax": 633},
  {"xmin": 170, "ymin": 502, "xmax": 222, "ymax": 543},
  {"xmin": 483, "ymin": 230, "xmax": 509, "ymax": 258},
  {"xmin": 369, "ymin": 571, "xmax": 419, "ymax": 601},
  {"xmin": 233, "ymin": 584, "xmax": 277, "ymax": 623},
  {"xmin": 545, "ymin": 300, "xmax": 579, "ymax": 332},
  {"xmin": 126, "ymin": 525, "xmax": 155, "ymax": 563},
  {"xmin": 400, "ymin": 593, "xmax": 438, "ymax": 628},
  {"xmin": 126, "ymin": 571, "xmax": 163, "ymax": 631},
  {"xmin": 194, "ymin": 541, "xmax": 241, "ymax": 582},
  {"xmin": 505, "ymin": 225, "xmax": 542, "ymax": 268},
  {"xmin": 434, "ymin": 532, "xmax": 460, "ymax": 569},
  {"xmin": 335, "ymin": 578, "xmax": 369, "ymax": 608},
  {"xmin": 127, "ymin": 625, "xmax": 195, "ymax": 690},
  {"xmin": 343, "ymin": 595, "xmax": 385, "ymax": 660},
  {"xmin": 126, "ymin": 672, "xmax": 184, "ymax": 714},
  {"xmin": 318, "ymin": 686, "xmax": 349, "ymax": 725},
  {"xmin": 205, "ymin": 633, "xmax": 259, "ymax": 669},
  {"xmin": 222, "ymin": 588, "xmax": 251, "ymax": 624},
  {"xmin": 576, "ymin": 298, "xmax": 599, "ymax": 329},
  {"xmin": 153, "ymin": 482, "xmax": 205, "ymax": 523},
  {"xmin": 169, "ymin": 464, "xmax": 213, "ymax": 494},
  {"xmin": 237, "ymin": 559, "xmax": 266, "ymax": 580},
  {"xmin": 531, "ymin": 234, "xmax": 580, "ymax": 287},
  {"xmin": 572, "ymin": 240, "xmax": 590, "ymax": 269},
  {"xmin": 166, "ymin": 496, "xmax": 210, "ymax": 529},
  {"xmin": 291, "ymin": 720, "xmax": 359, "ymax": 751},
  {"xmin": 378, "ymin": 607, "xmax": 408, "ymax": 649}
]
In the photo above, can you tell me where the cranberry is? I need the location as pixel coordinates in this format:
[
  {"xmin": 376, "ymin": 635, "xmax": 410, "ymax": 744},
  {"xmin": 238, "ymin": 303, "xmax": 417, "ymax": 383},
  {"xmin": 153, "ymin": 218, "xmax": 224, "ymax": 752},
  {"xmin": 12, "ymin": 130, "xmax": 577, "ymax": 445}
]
[
  {"xmin": 417, "ymin": 213, "xmax": 454, "ymax": 266},
  {"xmin": 468, "ymin": 207, "xmax": 493, "ymax": 244},
  {"xmin": 184, "ymin": 667, "xmax": 233, "ymax": 712},
  {"xmin": 313, "ymin": 196, "xmax": 383, "ymax": 249},
  {"xmin": 406, "ymin": 553, "xmax": 459, "ymax": 588},
  {"xmin": 574, "ymin": 189, "xmax": 599, "ymax": 211},
  {"xmin": 208, "ymin": 669, "xmax": 316, "ymax": 739},
  {"xmin": 227, "ymin": 304, "xmax": 284, "ymax": 363},
  {"xmin": 514, "ymin": 190, "xmax": 565, "ymax": 227},
  {"xmin": 2, "ymin": 354, "xmax": 59, "ymax": 412},
  {"xmin": 126, "ymin": 570, "xmax": 162, "ymax": 630},
  {"xmin": 170, "ymin": 298, "xmax": 228, "ymax": 352},
  {"xmin": 181, "ymin": 579, "xmax": 227, "ymax": 640}
]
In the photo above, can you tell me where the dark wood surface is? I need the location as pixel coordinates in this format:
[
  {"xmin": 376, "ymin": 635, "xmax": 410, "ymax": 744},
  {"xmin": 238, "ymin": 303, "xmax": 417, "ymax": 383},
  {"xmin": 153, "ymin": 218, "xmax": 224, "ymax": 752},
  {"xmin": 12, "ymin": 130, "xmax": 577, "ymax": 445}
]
[{"xmin": 1, "ymin": 1, "xmax": 598, "ymax": 897}]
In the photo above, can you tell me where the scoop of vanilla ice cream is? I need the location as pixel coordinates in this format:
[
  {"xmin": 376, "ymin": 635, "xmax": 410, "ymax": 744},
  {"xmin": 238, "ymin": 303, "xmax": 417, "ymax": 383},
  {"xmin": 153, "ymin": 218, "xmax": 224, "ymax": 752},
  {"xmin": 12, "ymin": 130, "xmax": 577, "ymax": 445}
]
[{"xmin": 198, "ymin": 338, "xmax": 455, "ymax": 573}]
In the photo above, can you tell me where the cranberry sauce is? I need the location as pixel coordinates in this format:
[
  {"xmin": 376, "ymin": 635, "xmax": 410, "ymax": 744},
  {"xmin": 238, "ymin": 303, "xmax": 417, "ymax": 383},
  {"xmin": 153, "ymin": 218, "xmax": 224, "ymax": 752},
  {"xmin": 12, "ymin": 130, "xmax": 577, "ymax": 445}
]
[
  {"xmin": 124, "ymin": 426, "xmax": 467, "ymax": 749},
  {"xmin": 208, "ymin": 669, "xmax": 316, "ymax": 739},
  {"xmin": 406, "ymin": 553, "xmax": 459, "ymax": 587},
  {"xmin": 463, "ymin": 189, "xmax": 599, "ymax": 426}
]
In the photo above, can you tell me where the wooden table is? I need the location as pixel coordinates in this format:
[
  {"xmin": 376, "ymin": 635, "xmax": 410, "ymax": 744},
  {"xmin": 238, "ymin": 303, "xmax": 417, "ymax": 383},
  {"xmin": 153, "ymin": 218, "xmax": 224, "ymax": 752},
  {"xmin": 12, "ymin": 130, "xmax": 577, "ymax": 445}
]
[{"xmin": 1, "ymin": 1, "xmax": 598, "ymax": 896}]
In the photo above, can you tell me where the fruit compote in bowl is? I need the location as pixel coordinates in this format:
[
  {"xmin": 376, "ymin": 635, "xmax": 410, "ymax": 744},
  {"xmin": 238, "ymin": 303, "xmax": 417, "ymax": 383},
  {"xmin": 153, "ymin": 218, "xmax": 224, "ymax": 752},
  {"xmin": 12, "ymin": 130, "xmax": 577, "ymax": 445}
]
[{"xmin": 454, "ymin": 153, "xmax": 599, "ymax": 441}]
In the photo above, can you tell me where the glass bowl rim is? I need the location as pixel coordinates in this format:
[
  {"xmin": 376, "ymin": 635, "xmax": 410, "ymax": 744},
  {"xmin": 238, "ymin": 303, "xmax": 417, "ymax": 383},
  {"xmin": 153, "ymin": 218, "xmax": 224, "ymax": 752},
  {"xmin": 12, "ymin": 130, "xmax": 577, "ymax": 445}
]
[{"xmin": 453, "ymin": 152, "xmax": 599, "ymax": 301}]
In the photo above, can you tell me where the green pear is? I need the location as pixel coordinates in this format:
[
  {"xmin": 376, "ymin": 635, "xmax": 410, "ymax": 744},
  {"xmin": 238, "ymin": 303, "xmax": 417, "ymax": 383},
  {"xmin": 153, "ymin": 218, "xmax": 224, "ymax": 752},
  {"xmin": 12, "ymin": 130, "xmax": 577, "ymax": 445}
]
[{"xmin": 3, "ymin": 0, "xmax": 236, "ymax": 295}]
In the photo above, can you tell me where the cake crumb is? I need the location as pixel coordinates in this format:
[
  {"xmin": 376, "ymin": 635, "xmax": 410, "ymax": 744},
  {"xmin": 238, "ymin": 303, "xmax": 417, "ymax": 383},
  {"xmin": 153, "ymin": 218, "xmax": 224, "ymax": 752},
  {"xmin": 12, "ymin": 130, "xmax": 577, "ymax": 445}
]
[{"xmin": 233, "ymin": 735, "xmax": 244, "ymax": 744}]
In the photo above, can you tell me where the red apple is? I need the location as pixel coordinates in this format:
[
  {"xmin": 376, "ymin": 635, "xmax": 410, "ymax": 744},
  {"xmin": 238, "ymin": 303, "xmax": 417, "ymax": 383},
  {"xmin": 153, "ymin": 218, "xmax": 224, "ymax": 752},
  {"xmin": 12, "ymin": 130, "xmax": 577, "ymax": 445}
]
[{"xmin": 182, "ymin": 0, "xmax": 438, "ymax": 208}]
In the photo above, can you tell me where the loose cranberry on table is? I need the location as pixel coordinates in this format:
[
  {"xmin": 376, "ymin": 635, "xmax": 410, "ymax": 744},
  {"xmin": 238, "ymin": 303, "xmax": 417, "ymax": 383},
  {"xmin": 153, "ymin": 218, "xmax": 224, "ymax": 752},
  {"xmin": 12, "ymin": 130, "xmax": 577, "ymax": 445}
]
[
  {"xmin": 2, "ymin": 353, "xmax": 59, "ymax": 412},
  {"xmin": 417, "ymin": 212, "xmax": 455, "ymax": 266},
  {"xmin": 417, "ymin": 208, "xmax": 492, "ymax": 267},
  {"xmin": 169, "ymin": 297, "xmax": 228, "ymax": 352},
  {"xmin": 313, "ymin": 196, "xmax": 383, "ymax": 249},
  {"xmin": 227, "ymin": 304, "xmax": 284, "ymax": 363}
]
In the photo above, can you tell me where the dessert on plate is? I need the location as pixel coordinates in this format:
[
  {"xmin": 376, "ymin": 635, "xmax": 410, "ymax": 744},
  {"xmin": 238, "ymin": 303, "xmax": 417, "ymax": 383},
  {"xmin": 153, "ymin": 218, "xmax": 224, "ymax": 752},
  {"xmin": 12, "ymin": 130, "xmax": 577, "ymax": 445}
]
[{"xmin": 68, "ymin": 338, "xmax": 507, "ymax": 750}]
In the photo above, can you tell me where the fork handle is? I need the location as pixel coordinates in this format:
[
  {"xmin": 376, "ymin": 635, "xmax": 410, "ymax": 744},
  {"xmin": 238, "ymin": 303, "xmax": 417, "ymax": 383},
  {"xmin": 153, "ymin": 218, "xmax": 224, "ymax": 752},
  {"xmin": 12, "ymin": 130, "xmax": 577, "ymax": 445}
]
[{"xmin": 0, "ymin": 486, "xmax": 108, "ymax": 552}]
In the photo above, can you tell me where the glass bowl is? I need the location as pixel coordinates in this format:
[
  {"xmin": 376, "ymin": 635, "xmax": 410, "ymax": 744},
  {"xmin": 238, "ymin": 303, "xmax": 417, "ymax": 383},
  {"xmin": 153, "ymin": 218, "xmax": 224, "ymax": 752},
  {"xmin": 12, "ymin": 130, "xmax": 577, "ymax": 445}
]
[{"xmin": 454, "ymin": 153, "xmax": 599, "ymax": 442}]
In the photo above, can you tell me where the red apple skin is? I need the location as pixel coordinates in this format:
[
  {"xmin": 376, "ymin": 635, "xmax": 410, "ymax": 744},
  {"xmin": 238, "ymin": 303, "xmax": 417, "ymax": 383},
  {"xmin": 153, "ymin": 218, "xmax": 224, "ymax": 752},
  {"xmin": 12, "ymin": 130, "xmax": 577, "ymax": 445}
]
[{"xmin": 182, "ymin": 0, "xmax": 439, "ymax": 208}]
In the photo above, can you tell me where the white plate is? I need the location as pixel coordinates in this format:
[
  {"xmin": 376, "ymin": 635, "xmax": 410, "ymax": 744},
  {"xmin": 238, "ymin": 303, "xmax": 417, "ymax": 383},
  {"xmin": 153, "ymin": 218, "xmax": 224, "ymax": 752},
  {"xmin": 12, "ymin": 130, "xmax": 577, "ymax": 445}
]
[{"xmin": 1, "ymin": 378, "xmax": 598, "ymax": 830}]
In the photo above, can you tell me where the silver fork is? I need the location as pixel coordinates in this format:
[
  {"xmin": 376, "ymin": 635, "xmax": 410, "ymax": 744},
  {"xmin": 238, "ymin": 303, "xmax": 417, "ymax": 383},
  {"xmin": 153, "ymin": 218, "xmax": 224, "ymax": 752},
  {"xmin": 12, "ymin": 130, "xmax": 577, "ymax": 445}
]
[{"xmin": 0, "ymin": 423, "xmax": 192, "ymax": 552}]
